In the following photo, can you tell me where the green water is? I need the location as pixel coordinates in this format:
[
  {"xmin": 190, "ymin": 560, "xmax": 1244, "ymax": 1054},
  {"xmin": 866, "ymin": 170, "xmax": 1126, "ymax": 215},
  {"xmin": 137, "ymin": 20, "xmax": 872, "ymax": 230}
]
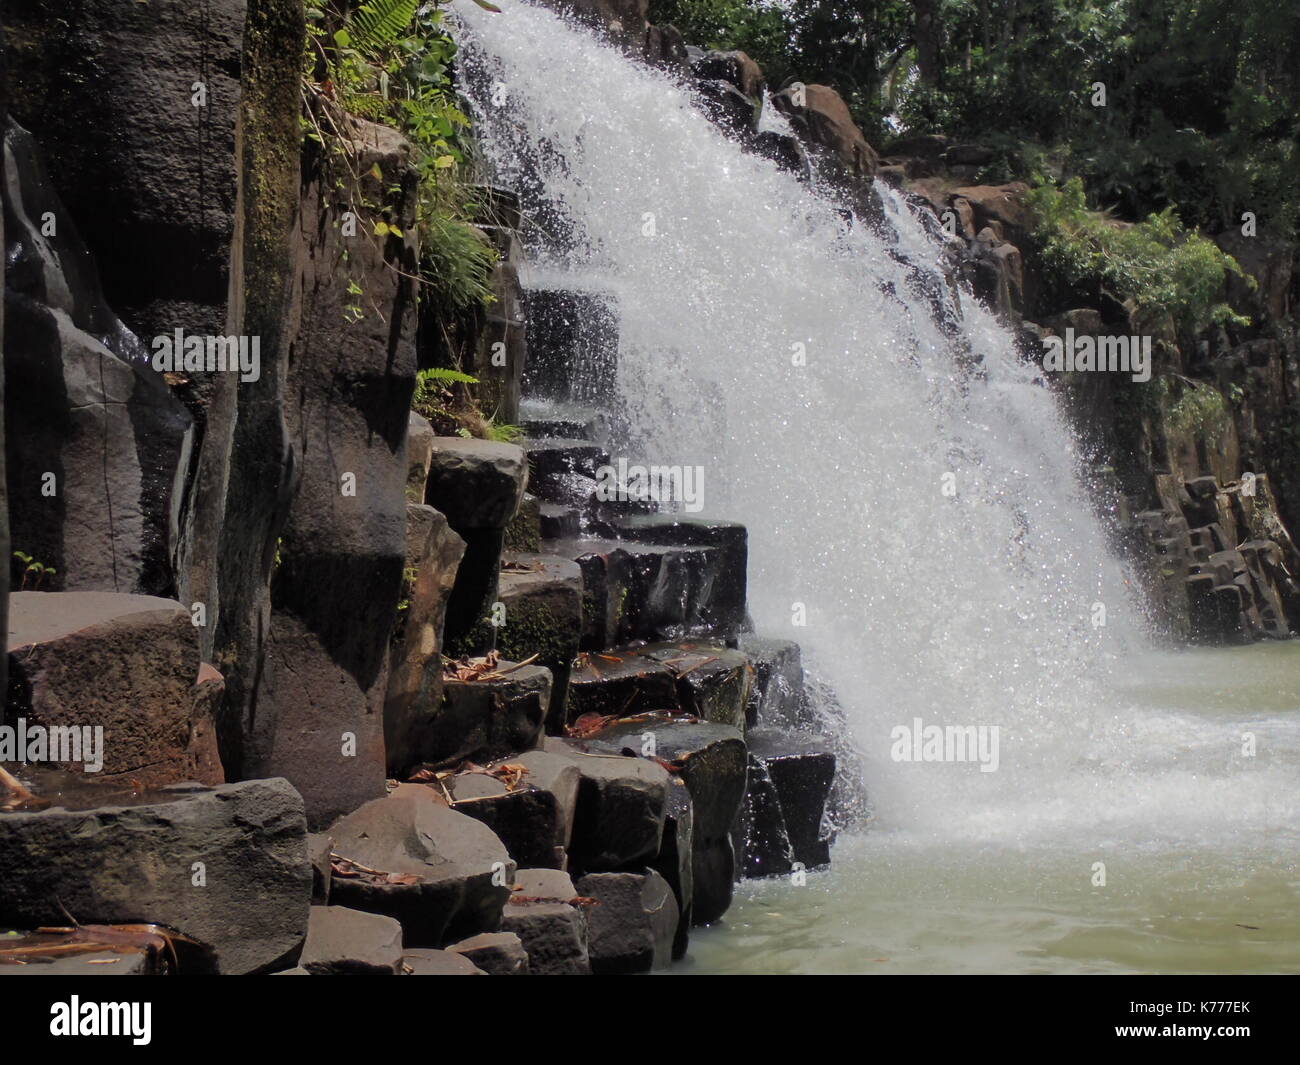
[{"xmin": 681, "ymin": 643, "xmax": 1300, "ymax": 974}]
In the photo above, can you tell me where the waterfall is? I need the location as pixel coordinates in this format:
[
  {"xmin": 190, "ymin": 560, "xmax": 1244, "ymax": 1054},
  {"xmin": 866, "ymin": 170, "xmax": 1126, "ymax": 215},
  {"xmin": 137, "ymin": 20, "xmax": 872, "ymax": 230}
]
[{"xmin": 451, "ymin": 1, "xmax": 1295, "ymax": 848}]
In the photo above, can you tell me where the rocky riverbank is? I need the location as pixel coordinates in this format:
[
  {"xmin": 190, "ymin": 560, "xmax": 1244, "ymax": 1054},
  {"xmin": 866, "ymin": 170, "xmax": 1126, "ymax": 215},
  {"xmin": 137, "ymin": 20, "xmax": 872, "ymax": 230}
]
[{"xmin": 1, "ymin": 0, "xmax": 1295, "ymax": 977}]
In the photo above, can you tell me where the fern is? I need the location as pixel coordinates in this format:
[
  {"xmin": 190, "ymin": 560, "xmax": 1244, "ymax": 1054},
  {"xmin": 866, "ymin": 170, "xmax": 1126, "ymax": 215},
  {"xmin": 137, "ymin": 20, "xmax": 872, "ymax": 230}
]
[
  {"xmin": 418, "ymin": 367, "xmax": 479, "ymax": 386},
  {"xmin": 352, "ymin": 0, "xmax": 419, "ymax": 48}
]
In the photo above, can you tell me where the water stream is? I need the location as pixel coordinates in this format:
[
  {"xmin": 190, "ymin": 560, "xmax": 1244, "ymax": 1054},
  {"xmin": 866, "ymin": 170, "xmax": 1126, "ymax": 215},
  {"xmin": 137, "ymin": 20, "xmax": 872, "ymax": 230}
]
[{"xmin": 453, "ymin": 0, "xmax": 1299, "ymax": 973}]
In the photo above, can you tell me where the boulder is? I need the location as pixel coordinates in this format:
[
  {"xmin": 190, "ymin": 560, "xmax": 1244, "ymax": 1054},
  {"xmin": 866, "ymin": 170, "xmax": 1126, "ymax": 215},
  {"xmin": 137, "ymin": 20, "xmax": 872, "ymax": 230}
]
[
  {"xmin": 0, "ymin": 778, "xmax": 312, "ymax": 974},
  {"xmin": 401, "ymin": 948, "xmax": 487, "ymax": 975},
  {"xmin": 421, "ymin": 663, "xmax": 552, "ymax": 769},
  {"xmin": 446, "ymin": 930, "xmax": 529, "ymax": 975},
  {"xmin": 641, "ymin": 642, "xmax": 753, "ymax": 729},
  {"xmin": 500, "ymin": 868, "xmax": 589, "ymax": 974},
  {"xmin": 6, "ymin": 591, "xmax": 222, "ymax": 786},
  {"xmin": 448, "ymin": 749, "xmax": 579, "ymax": 869},
  {"xmin": 690, "ymin": 50, "xmax": 765, "ymax": 99},
  {"xmin": 734, "ymin": 752, "xmax": 794, "ymax": 878},
  {"xmin": 424, "ymin": 438, "xmax": 529, "ymax": 531},
  {"xmin": 543, "ymin": 737, "xmax": 670, "ymax": 870},
  {"xmin": 771, "ymin": 83, "xmax": 878, "ymax": 183},
  {"xmin": 586, "ymin": 721, "xmax": 746, "ymax": 924},
  {"xmin": 566, "ymin": 649, "xmax": 680, "ymax": 723},
  {"xmin": 747, "ymin": 727, "xmax": 836, "ymax": 868},
  {"xmin": 327, "ymin": 788, "xmax": 514, "ymax": 946},
  {"xmin": 576, "ymin": 870, "xmax": 677, "ymax": 973},
  {"xmin": 494, "ymin": 552, "xmax": 583, "ymax": 728},
  {"xmin": 948, "ymin": 183, "xmax": 1032, "ymax": 249},
  {"xmin": 384, "ymin": 503, "xmax": 466, "ymax": 776},
  {"xmin": 300, "ymin": 906, "xmax": 403, "ymax": 975},
  {"xmin": 424, "ymin": 438, "xmax": 528, "ymax": 656}
]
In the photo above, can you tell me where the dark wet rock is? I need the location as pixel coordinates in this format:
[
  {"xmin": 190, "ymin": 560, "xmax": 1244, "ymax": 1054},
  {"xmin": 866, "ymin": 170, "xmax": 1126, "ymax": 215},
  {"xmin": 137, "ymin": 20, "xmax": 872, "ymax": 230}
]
[
  {"xmin": 326, "ymin": 787, "xmax": 514, "ymax": 947},
  {"xmin": 566, "ymin": 649, "xmax": 680, "ymax": 724},
  {"xmin": 586, "ymin": 720, "xmax": 746, "ymax": 924},
  {"xmin": 401, "ymin": 947, "xmax": 487, "ymax": 975},
  {"xmin": 384, "ymin": 504, "xmax": 466, "ymax": 777},
  {"xmin": 650, "ymin": 777, "xmax": 694, "ymax": 958},
  {"xmin": 546, "ymin": 537, "xmax": 736, "ymax": 649},
  {"xmin": 448, "ymin": 750, "xmax": 580, "ymax": 869},
  {"xmin": 0, "ymin": 778, "xmax": 312, "ymax": 974},
  {"xmin": 734, "ymin": 752, "xmax": 794, "ymax": 878},
  {"xmin": 521, "ymin": 287, "xmax": 618, "ymax": 405},
  {"xmin": 641, "ymin": 642, "xmax": 753, "ymax": 729},
  {"xmin": 599, "ymin": 515, "xmax": 748, "ymax": 640},
  {"xmin": 543, "ymin": 737, "xmax": 670, "ymax": 870},
  {"xmin": 446, "ymin": 930, "xmax": 529, "ymax": 975},
  {"xmin": 6, "ymin": 591, "xmax": 222, "ymax": 787},
  {"xmin": 961, "ymin": 227, "xmax": 1024, "ymax": 321},
  {"xmin": 945, "ymin": 143, "xmax": 995, "ymax": 167},
  {"xmin": 301, "ymin": 905, "xmax": 403, "ymax": 975},
  {"xmin": 697, "ymin": 79, "xmax": 757, "ymax": 137},
  {"xmin": 525, "ymin": 438, "xmax": 612, "ymax": 499},
  {"xmin": 576, "ymin": 870, "xmax": 677, "ymax": 973},
  {"xmin": 885, "ymin": 133, "xmax": 950, "ymax": 162},
  {"xmin": 747, "ymin": 727, "xmax": 836, "ymax": 869},
  {"xmin": 690, "ymin": 49, "xmax": 765, "ymax": 99},
  {"xmin": 495, "ymin": 552, "xmax": 583, "ymax": 729},
  {"xmin": 539, "ymin": 502, "xmax": 582, "ymax": 540},
  {"xmin": 519, "ymin": 399, "xmax": 612, "ymax": 444},
  {"xmin": 751, "ymin": 130, "xmax": 812, "ymax": 181},
  {"xmin": 420, "ymin": 663, "xmax": 551, "ymax": 770},
  {"xmin": 741, "ymin": 635, "xmax": 809, "ymax": 728}
]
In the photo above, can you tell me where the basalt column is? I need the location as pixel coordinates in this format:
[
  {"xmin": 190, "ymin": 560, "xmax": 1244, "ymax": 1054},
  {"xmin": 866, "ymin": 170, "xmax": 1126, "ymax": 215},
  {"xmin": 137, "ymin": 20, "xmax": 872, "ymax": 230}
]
[
  {"xmin": 202, "ymin": 0, "xmax": 303, "ymax": 789},
  {"xmin": 253, "ymin": 115, "xmax": 420, "ymax": 828}
]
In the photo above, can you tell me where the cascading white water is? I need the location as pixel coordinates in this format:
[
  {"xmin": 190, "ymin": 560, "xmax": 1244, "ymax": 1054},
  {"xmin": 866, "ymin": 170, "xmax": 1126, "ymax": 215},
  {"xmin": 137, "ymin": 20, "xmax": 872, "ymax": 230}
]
[{"xmin": 452, "ymin": 0, "xmax": 1299, "ymax": 859}]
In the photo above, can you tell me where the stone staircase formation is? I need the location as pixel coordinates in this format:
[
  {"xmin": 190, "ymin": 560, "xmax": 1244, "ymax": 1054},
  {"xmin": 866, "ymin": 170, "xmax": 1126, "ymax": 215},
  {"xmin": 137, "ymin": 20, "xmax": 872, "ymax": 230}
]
[{"xmin": 388, "ymin": 185, "xmax": 842, "ymax": 971}]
